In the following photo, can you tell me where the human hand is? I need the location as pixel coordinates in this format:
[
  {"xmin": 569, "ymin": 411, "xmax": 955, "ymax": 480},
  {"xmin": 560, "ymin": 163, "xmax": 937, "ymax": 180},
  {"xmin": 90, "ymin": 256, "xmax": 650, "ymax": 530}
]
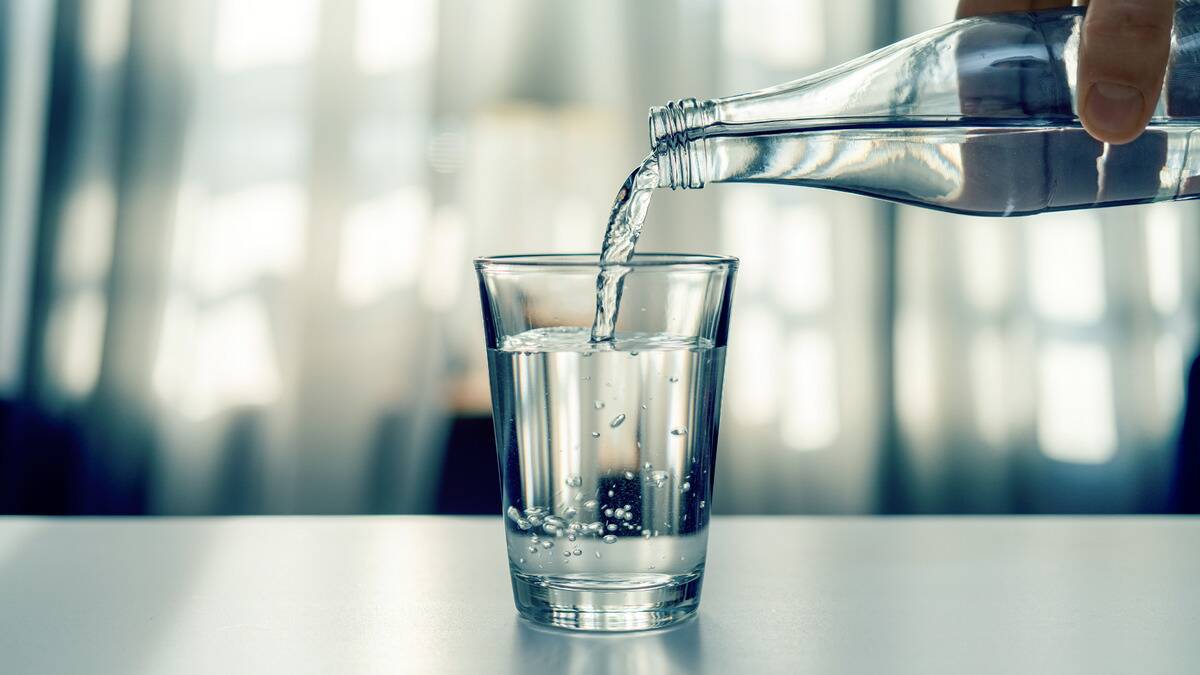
[{"xmin": 957, "ymin": 0, "xmax": 1175, "ymax": 144}]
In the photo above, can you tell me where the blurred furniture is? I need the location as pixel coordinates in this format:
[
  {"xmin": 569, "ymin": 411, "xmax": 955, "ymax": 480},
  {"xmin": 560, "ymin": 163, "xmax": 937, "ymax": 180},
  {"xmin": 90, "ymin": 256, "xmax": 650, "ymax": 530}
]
[{"xmin": 0, "ymin": 516, "xmax": 1197, "ymax": 674}]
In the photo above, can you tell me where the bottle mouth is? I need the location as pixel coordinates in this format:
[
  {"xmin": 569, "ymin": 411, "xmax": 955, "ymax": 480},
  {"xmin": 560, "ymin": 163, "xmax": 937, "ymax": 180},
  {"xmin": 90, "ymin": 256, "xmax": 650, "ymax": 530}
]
[{"xmin": 648, "ymin": 98, "xmax": 715, "ymax": 190}]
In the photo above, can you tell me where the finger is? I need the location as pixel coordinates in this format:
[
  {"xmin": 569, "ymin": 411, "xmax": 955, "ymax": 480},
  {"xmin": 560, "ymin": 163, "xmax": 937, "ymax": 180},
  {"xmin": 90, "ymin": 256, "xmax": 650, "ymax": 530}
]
[
  {"xmin": 1077, "ymin": 0, "xmax": 1174, "ymax": 144},
  {"xmin": 956, "ymin": 0, "xmax": 1071, "ymax": 19}
]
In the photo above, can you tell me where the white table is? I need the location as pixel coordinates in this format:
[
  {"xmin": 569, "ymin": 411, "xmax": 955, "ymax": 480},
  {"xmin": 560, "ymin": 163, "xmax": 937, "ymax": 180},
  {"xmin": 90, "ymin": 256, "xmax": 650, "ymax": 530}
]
[{"xmin": 0, "ymin": 517, "xmax": 1197, "ymax": 674}]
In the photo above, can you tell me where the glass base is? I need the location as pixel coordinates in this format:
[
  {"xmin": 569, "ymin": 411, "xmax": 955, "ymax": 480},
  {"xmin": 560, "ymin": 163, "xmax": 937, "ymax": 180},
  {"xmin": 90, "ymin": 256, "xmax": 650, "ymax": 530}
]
[{"xmin": 510, "ymin": 569, "xmax": 704, "ymax": 631}]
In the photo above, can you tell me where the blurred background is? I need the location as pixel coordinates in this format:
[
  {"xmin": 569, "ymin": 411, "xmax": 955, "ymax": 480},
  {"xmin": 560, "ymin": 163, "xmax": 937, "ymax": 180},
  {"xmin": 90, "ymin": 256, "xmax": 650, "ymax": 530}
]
[{"xmin": 1, "ymin": 0, "xmax": 1196, "ymax": 515}]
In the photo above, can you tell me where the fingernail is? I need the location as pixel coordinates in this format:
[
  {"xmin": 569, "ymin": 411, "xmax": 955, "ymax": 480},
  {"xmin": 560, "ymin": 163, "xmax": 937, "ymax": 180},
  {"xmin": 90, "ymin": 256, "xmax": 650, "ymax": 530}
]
[{"xmin": 1084, "ymin": 82, "xmax": 1145, "ymax": 138}]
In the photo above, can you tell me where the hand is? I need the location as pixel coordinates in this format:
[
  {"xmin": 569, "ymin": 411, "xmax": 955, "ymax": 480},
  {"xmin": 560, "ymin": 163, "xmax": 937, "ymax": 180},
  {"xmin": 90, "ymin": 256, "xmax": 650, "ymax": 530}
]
[{"xmin": 957, "ymin": 0, "xmax": 1175, "ymax": 144}]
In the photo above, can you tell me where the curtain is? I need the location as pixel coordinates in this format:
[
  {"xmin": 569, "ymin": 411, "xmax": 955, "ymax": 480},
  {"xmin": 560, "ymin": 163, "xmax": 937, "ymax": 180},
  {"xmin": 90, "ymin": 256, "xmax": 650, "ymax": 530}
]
[{"xmin": 0, "ymin": 0, "xmax": 1191, "ymax": 514}]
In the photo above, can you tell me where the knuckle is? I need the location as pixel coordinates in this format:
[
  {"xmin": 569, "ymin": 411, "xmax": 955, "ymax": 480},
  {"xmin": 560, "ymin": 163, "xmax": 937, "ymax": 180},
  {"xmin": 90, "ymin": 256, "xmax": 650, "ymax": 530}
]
[{"xmin": 1085, "ymin": 7, "xmax": 1172, "ymax": 45}]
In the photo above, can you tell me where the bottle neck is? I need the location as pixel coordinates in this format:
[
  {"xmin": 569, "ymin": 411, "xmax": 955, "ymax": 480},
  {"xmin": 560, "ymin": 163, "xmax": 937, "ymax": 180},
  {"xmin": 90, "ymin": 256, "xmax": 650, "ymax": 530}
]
[{"xmin": 649, "ymin": 98, "xmax": 717, "ymax": 190}]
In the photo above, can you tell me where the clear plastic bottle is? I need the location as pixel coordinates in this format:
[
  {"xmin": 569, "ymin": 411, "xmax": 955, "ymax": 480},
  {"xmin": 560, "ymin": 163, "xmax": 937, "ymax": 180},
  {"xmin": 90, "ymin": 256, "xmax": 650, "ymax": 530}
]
[{"xmin": 650, "ymin": 4, "xmax": 1200, "ymax": 216}]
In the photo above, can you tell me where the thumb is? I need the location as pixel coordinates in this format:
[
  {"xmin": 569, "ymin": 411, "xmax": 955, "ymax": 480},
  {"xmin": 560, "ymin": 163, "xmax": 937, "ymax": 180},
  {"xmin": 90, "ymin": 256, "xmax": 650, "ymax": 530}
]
[{"xmin": 1077, "ymin": 0, "xmax": 1175, "ymax": 144}]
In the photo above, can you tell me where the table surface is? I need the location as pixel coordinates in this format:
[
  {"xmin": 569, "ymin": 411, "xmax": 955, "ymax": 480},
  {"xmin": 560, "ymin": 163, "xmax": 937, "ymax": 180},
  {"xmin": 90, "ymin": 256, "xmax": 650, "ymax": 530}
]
[{"xmin": 0, "ymin": 517, "xmax": 1197, "ymax": 675}]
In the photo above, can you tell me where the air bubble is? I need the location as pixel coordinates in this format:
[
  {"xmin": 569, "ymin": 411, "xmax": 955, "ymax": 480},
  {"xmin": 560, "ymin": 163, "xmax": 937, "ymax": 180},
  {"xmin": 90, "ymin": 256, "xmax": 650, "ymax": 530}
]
[
  {"xmin": 567, "ymin": 532, "xmax": 577, "ymax": 542},
  {"xmin": 643, "ymin": 462, "xmax": 652, "ymax": 470},
  {"xmin": 583, "ymin": 499, "xmax": 598, "ymax": 509},
  {"xmin": 572, "ymin": 549, "xmax": 582, "ymax": 556},
  {"xmin": 527, "ymin": 546, "xmax": 537, "ymax": 554},
  {"xmin": 648, "ymin": 470, "xmax": 669, "ymax": 488},
  {"xmin": 699, "ymin": 500, "xmax": 706, "ymax": 509},
  {"xmin": 563, "ymin": 550, "xmax": 572, "ymax": 558},
  {"xmin": 506, "ymin": 506, "xmax": 521, "ymax": 522},
  {"xmin": 595, "ymin": 551, "xmax": 602, "ymax": 559},
  {"xmin": 623, "ymin": 504, "xmax": 631, "ymax": 511},
  {"xmin": 543, "ymin": 522, "xmax": 560, "ymax": 535},
  {"xmin": 624, "ymin": 471, "xmax": 635, "ymax": 480},
  {"xmin": 591, "ymin": 432, "xmax": 600, "ymax": 439},
  {"xmin": 608, "ymin": 489, "xmax": 615, "ymax": 498},
  {"xmin": 669, "ymin": 376, "xmax": 679, "ymax": 383},
  {"xmin": 642, "ymin": 529, "xmax": 651, "ymax": 538},
  {"xmin": 671, "ymin": 427, "xmax": 687, "ymax": 436},
  {"xmin": 614, "ymin": 508, "xmax": 625, "ymax": 518},
  {"xmin": 541, "ymin": 540, "xmax": 554, "ymax": 549},
  {"xmin": 610, "ymin": 414, "xmax": 626, "ymax": 428},
  {"xmin": 630, "ymin": 351, "xmax": 639, "ymax": 356},
  {"xmin": 623, "ymin": 511, "xmax": 633, "ymax": 521},
  {"xmin": 607, "ymin": 523, "xmax": 617, "ymax": 531},
  {"xmin": 517, "ymin": 518, "xmax": 531, "ymax": 530},
  {"xmin": 681, "ymin": 482, "xmax": 691, "ymax": 493},
  {"xmin": 603, "ymin": 535, "xmax": 618, "ymax": 544},
  {"xmin": 519, "ymin": 558, "xmax": 525, "ymax": 564},
  {"xmin": 565, "ymin": 474, "xmax": 582, "ymax": 487},
  {"xmin": 594, "ymin": 400, "xmax": 605, "ymax": 409},
  {"xmin": 564, "ymin": 507, "xmax": 577, "ymax": 518},
  {"xmin": 604, "ymin": 508, "xmax": 614, "ymax": 517}
]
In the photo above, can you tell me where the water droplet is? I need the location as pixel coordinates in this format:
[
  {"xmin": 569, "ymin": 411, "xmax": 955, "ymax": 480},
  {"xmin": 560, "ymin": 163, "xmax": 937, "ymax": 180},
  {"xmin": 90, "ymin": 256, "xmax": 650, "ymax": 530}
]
[
  {"xmin": 517, "ymin": 518, "xmax": 531, "ymax": 530},
  {"xmin": 607, "ymin": 523, "xmax": 617, "ymax": 531},
  {"xmin": 623, "ymin": 471, "xmax": 635, "ymax": 480},
  {"xmin": 603, "ymin": 535, "xmax": 618, "ymax": 544},
  {"xmin": 648, "ymin": 470, "xmax": 669, "ymax": 488},
  {"xmin": 669, "ymin": 376, "xmax": 679, "ymax": 383},
  {"xmin": 565, "ymin": 474, "xmax": 582, "ymax": 487},
  {"xmin": 567, "ymin": 532, "xmax": 577, "ymax": 542},
  {"xmin": 564, "ymin": 507, "xmax": 578, "ymax": 518},
  {"xmin": 671, "ymin": 427, "xmax": 687, "ymax": 436},
  {"xmin": 623, "ymin": 511, "xmax": 633, "ymax": 521},
  {"xmin": 572, "ymin": 548, "xmax": 582, "ymax": 556},
  {"xmin": 681, "ymin": 482, "xmax": 691, "ymax": 493},
  {"xmin": 583, "ymin": 499, "xmax": 598, "ymax": 509},
  {"xmin": 591, "ymin": 432, "xmax": 600, "ymax": 439},
  {"xmin": 594, "ymin": 400, "xmax": 605, "ymax": 409},
  {"xmin": 541, "ymin": 540, "xmax": 554, "ymax": 549},
  {"xmin": 604, "ymin": 508, "xmax": 614, "ymax": 517},
  {"xmin": 610, "ymin": 413, "xmax": 626, "ymax": 428},
  {"xmin": 506, "ymin": 506, "xmax": 521, "ymax": 522}
]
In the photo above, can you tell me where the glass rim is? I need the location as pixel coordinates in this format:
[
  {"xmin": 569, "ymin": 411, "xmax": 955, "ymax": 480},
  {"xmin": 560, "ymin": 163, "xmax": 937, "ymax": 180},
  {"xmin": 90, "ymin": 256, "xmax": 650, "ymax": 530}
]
[{"xmin": 474, "ymin": 252, "xmax": 739, "ymax": 270}]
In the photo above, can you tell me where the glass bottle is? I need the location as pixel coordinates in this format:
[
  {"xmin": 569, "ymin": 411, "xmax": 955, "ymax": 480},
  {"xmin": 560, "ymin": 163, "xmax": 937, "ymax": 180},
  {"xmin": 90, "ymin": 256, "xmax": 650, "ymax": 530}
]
[{"xmin": 650, "ymin": 4, "xmax": 1200, "ymax": 216}]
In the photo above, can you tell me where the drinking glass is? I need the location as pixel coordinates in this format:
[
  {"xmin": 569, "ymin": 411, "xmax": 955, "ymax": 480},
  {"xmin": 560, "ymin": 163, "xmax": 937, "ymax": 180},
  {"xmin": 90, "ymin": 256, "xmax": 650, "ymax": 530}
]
[{"xmin": 475, "ymin": 253, "xmax": 737, "ymax": 631}]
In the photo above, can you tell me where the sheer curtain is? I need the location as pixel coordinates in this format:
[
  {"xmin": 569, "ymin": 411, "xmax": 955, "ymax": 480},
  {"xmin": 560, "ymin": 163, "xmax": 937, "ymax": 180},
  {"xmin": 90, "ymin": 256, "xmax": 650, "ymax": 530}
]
[{"xmin": 0, "ymin": 0, "xmax": 1191, "ymax": 514}]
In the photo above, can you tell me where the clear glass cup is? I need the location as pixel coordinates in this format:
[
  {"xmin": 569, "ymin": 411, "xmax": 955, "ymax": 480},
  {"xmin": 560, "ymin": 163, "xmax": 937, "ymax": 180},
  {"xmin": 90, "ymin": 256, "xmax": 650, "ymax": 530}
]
[{"xmin": 475, "ymin": 253, "xmax": 737, "ymax": 631}]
